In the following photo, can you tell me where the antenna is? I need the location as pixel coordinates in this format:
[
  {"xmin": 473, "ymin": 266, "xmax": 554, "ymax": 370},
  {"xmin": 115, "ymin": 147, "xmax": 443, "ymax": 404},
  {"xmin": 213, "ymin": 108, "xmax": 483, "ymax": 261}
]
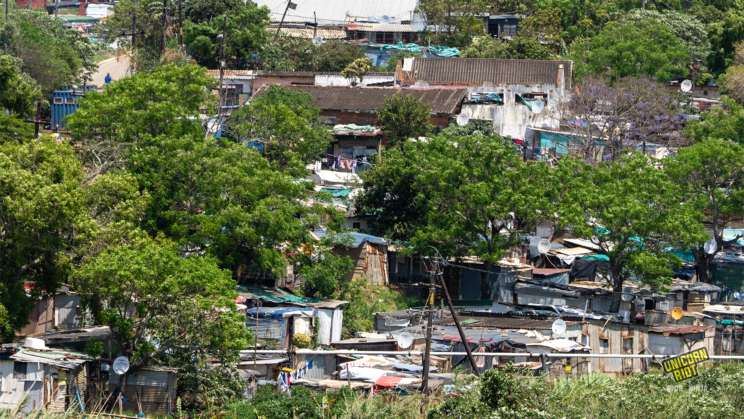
[
  {"xmin": 551, "ymin": 319, "xmax": 566, "ymax": 336},
  {"xmin": 456, "ymin": 113, "xmax": 470, "ymax": 126},
  {"xmin": 681, "ymin": 80, "xmax": 692, "ymax": 92},
  {"xmin": 532, "ymin": 101, "xmax": 545, "ymax": 114},
  {"xmin": 537, "ymin": 239, "xmax": 551, "ymax": 254},
  {"xmin": 621, "ymin": 287, "xmax": 634, "ymax": 302},
  {"xmin": 704, "ymin": 239, "xmax": 718, "ymax": 254},
  {"xmin": 397, "ymin": 332, "xmax": 414, "ymax": 349}
]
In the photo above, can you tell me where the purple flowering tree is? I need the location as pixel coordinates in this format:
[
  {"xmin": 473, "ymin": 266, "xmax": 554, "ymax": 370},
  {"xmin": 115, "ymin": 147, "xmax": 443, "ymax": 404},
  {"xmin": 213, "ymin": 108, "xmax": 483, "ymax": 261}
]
[{"xmin": 556, "ymin": 76, "xmax": 688, "ymax": 162}]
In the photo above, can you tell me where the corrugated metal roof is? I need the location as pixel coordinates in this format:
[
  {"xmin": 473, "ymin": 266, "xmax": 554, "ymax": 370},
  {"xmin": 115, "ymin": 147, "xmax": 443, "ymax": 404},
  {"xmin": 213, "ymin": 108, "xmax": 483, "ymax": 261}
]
[
  {"xmin": 532, "ymin": 268, "xmax": 570, "ymax": 276},
  {"xmin": 435, "ymin": 317, "xmax": 570, "ymax": 330},
  {"xmin": 253, "ymin": 86, "xmax": 466, "ymax": 114},
  {"xmin": 206, "ymin": 70, "xmax": 394, "ymax": 80},
  {"xmin": 206, "ymin": 70, "xmax": 255, "ymax": 80},
  {"xmin": 268, "ymin": 27, "xmax": 347, "ymax": 39},
  {"xmin": 253, "ymin": 0, "xmax": 420, "ymax": 25},
  {"xmin": 348, "ymin": 23, "xmax": 417, "ymax": 32},
  {"xmin": 648, "ymin": 325, "xmax": 714, "ymax": 335},
  {"xmin": 12, "ymin": 348, "xmax": 91, "ymax": 369},
  {"xmin": 235, "ymin": 285, "xmax": 321, "ymax": 304},
  {"xmin": 407, "ymin": 58, "xmax": 573, "ymax": 88}
]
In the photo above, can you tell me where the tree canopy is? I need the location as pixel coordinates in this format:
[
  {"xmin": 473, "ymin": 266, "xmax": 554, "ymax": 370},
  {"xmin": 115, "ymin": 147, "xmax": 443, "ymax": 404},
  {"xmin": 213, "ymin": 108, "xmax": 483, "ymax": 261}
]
[{"xmin": 376, "ymin": 94, "xmax": 434, "ymax": 146}]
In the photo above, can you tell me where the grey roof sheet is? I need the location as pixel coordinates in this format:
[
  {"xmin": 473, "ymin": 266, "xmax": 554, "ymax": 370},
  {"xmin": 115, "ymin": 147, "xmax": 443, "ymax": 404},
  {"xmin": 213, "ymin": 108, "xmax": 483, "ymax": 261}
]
[
  {"xmin": 408, "ymin": 58, "xmax": 573, "ymax": 88},
  {"xmin": 253, "ymin": 0, "xmax": 420, "ymax": 25},
  {"xmin": 253, "ymin": 86, "xmax": 467, "ymax": 114}
]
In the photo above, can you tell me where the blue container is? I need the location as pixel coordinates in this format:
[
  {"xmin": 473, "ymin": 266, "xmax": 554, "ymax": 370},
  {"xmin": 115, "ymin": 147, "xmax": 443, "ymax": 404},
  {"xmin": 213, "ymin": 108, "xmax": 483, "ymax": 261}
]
[{"xmin": 50, "ymin": 85, "xmax": 97, "ymax": 129}]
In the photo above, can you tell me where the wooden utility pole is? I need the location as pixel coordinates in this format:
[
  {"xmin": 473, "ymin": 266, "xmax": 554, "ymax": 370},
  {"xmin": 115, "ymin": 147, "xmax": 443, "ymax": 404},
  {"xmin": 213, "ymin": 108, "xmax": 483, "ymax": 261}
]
[
  {"xmin": 420, "ymin": 257, "xmax": 436, "ymax": 393},
  {"xmin": 273, "ymin": 0, "xmax": 293, "ymax": 42},
  {"xmin": 23, "ymin": 101, "xmax": 43, "ymax": 139},
  {"xmin": 132, "ymin": 12, "xmax": 137, "ymax": 50},
  {"xmin": 55, "ymin": 0, "xmax": 58, "ymax": 17},
  {"xmin": 161, "ymin": 1, "xmax": 167, "ymax": 53},
  {"xmin": 178, "ymin": 0, "xmax": 183, "ymax": 47},
  {"xmin": 438, "ymin": 265, "xmax": 481, "ymax": 377}
]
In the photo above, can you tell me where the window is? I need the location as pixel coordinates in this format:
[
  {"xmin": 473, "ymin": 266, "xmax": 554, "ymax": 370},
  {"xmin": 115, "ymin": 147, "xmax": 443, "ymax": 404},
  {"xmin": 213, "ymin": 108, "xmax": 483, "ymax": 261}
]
[
  {"xmin": 322, "ymin": 116, "xmax": 337, "ymax": 126},
  {"xmin": 13, "ymin": 362, "xmax": 27, "ymax": 380},
  {"xmin": 376, "ymin": 32, "xmax": 395, "ymax": 44},
  {"xmin": 501, "ymin": 24, "xmax": 517, "ymax": 36},
  {"xmin": 402, "ymin": 32, "xmax": 417, "ymax": 42},
  {"xmin": 64, "ymin": 98, "xmax": 75, "ymax": 105},
  {"xmin": 623, "ymin": 337, "xmax": 634, "ymax": 354},
  {"xmin": 352, "ymin": 222, "xmax": 361, "ymax": 229},
  {"xmin": 599, "ymin": 338, "xmax": 609, "ymax": 354},
  {"xmin": 53, "ymin": 97, "xmax": 63, "ymax": 105}
]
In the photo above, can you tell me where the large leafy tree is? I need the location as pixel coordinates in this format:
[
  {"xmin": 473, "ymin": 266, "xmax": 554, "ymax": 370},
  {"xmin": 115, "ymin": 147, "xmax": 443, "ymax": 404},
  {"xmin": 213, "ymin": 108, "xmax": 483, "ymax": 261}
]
[
  {"xmin": 666, "ymin": 140, "xmax": 744, "ymax": 283},
  {"xmin": 0, "ymin": 55, "xmax": 42, "ymax": 117},
  {"xmin": 376, "ymin": 93, "xmax": 434, "ymax": 146},
  {"xmin": 73, "ymin": 237, "xmax": 249, "ymax": 394},
  {"xmin": 462, "ymin": 36, "xmax": 554, "ymax": 60},
  {"xmin": 183, "ymin": 6, "xmax": 270, "ymax": 69},
  {"xmin": 558, "ymin": 155, "xmax": 708, "ymax": 312},
  {"xmin": 685, "ymin": 96, "xmax": 744, "ymax": 145},
  {"xmin": 416, "ymin": 0, "xmax": 489, "ymax": 44},
  {"xmin": 707, "ymin": 6, "xmax": 744, "ymax": 74},
  {"xmin": 184, "ymin": 0, "xmax": 245, "ymax": 23},
  {"xmin": 227, "ymin": 85, "xmax": 332, "ymax": 174},
  {"xmin": 0, "ymin": 10, "xmax": 97, "ymax": 93},
  {"xmin": 574, "ymin": 19, "xmax": 688, "ymax": 81},
  {"xmin": 66, "ymin": 64, "xmax": 215, "ymax": 178},
  {"xmin": 410, "ymin": 134, "xmax": 556, "ymax": 299},
  {"xmin": 625, "ymin": 9, "xmax": 711, "ymax": 68},
  {"xmin": 257, "ymin": 38, "xmax": 366, "ymax": 73}
]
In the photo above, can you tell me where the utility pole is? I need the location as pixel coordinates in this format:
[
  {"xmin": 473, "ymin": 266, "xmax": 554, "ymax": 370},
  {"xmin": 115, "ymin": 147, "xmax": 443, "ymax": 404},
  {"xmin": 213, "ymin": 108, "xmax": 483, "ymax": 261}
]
[
  {"xmin": 132, "ymin": 12, "xmax": 137, "ymax": 50},
  {"xmin": 420, "ymin": 257, "xmax": 436, "ymax": 394},
  {"xmin": 24, "ymin": 101, "xmax": 43, "ymax": 139},
  {"xmin": 273, "ymin": 0, "xmax": 293, "ymax": 42},
  {"xmin": 438, "ymin": 265, "xmax": 481, "ymax": 377},
  {"xmin": 219, "ymin": 15, "xmax": 226, "ymax": 111},
  {"xmin": 55, "ymin": 0, "xmax": 59, "ymax": 17},
  {"xmin": 178, "ymin": 0, "xmax": 183, "ymax": 47},
  {"xmin": 161, "ymin": 0, "xmax": 167, "ymax": 53}
]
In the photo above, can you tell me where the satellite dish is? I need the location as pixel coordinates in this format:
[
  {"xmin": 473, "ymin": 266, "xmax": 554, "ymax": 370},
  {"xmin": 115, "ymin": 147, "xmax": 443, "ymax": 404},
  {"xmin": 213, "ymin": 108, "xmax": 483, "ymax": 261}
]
[
  {"xmin": 551, "ymin": 319, "xmax": 566, "ymax": 336},
  {"xmin": 112, "ymin": 356, "xmax": 130, "ymax": 375},
  {"xmin": 671, "ymin": 307, "xmax": 684, "ymax": 320},
  {"xmin": 532, "ymin": 101, "xmax": 545, "ymax": 114},
  {"xmin": 537, "ymin": 239, "xmax": 551, "ymax": 254},
  {"xmin": 313, "ymin": 36, "xmax": 323, "ymax": 45},
  {"xmin": 482, "ymin": 82, "xmax": 494, "ymax": 88},
  {"xmin": 547, "ymin": 99, "xmax": 559, "ymax": 111},
  {"xmin": 704, "ymin": 240, "xmax": 718, "ymax": 255},
  {"xmin": 380, "ymin": 15, "xmax": 391, "ymax": 25},
  {"xmin": 456, "ymin": 113, "xmax": 470, "ymax": 126},
  {"xmin": 621, "ymin": 286, "xmax": 635, "ymax": 302},
  {"xmin": 397, "ymin": 332, "xmax": 414, "ymax": 349},
  {"xmin": 681, "ymin": 80, "xmax": 692, "ymax": 92},
  {"xmin": 357, "ymin": 83, "xmax": 367, "ymax": 87}
]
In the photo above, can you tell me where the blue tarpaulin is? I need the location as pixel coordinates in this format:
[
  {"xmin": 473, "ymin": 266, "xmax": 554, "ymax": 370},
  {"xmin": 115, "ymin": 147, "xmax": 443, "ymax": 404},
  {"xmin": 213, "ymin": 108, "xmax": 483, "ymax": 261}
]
[
  {"xmin": 246, "ymin": 307, "xmax": 314, "ymax": 320},
  {"xmin": 313, "ymin": 230, "xmax": 388, "ymax": 248}
]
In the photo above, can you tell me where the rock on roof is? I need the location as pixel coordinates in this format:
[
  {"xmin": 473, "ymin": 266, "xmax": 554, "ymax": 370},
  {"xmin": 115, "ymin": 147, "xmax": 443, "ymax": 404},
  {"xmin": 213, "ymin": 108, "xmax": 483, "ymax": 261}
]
[
  {"xmin": 406, "ymin": 58, "xmax": 573, "ymax": 88},
  {"xmin": 253, "ymin": 86, "xmax": 467, "ymax": 114}
]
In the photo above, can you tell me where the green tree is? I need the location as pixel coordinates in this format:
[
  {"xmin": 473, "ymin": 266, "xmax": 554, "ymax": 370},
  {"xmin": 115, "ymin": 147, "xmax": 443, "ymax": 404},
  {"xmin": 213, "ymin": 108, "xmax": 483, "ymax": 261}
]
[
  {"xmin": 625, "ymin": 9, "xmax": 711, "ymax": 68},
  {"xmin": 558, "ymin": 154, "xmax": 708, "ymax": 312},
  {"xmin": 73, "ymin": 237, "xmax": 249, "ymax": 393},
  {"xmin": 416, "ymin": 0, "xmax": 489, "ymax": 44},
  {"xmin": 410, "ymin": 134, "xmax": 556, "ymax": 299},
  {"xmin": 375, "ymin": 93, "xmax": 434, "ymax": 146},
  {"xmin": 257, "ymin": 39, "xmax": 365, "ymax": 73},
  {"xmin": 685, "ymin": 96, "xmax": 744, "ymax": 144},
  {"xmin": 707, "ymin": 6, "xmax": 744, "ymax": 74},
  {"xmin": 183, "ymin": 5, "xmax": 270, "ymax": 69},
  {"xmin": 720, "ymin": 64, "xmax": 744, "ymax": 106},
  {"xmin": 313, "ymin": 42, "xmax": 367, "ymax": 72},
  {"xmin": 440, "ymin": 120, "xmax": 496, "ymax": 136},
  {"xmin": 296, "ymin": 234, "xmax": 354, "ymax": 299},
  {"xmin": 0, "ymin": 55, "xmax": 41, "ymax": 117},
  {"xmin": 575, "ymin": 19, "xmax": 689, "ymax": 81},
  {"xmin": 519, "ymin": 8, "xmax": 564, "ymax": 44},
  {"xmin": 0, "ymin": 115, "xmax": 34, "ymax": 143},
  {"xmin": 462, "ymin": 36, "xmax": 554, "ymax": 60},
  {"xmin": 184, "ymin": 0, "xmax": 245, "ymax": 23},
  {"xmin": 0, "ymin": 137, "xmax": 87, "ymax": 341},
  {"xmin": 66, "ymin": 64, "xmax": 215, "ymax": 178},
  {"xmin": 341, "ymin": 58, "xmax": 372, "ymax": 86},
  {"xmin": 665, "ymin": 140, "xmax": 744, "ymax": 283},
  {"xmin": 226, "ymin": 84, "xmax": 332, "ymax": 173},
  {"xmin": 382, "ymin": 50, "xmax": 423, "ymax": 72}
]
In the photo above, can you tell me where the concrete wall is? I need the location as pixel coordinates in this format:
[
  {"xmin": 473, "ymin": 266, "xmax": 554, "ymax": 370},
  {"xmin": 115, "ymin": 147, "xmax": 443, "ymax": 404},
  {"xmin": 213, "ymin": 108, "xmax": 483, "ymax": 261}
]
[
  {"xmin": 315, "ymin": 75, "xmax": 394, "ymax": 87},
  {"xmin": 252, "ymin": 76, "xmax": 314, "ymax": 95}
]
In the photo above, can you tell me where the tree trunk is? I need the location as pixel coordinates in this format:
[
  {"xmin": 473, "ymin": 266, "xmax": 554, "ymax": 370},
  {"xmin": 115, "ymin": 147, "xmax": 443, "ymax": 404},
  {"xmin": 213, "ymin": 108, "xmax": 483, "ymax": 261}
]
[
  {"xmin": 692, "ymin": 247, "xmax": 714, "ymax": 283},
  {"xmin": 480, "ymin": 262, "xmax": 492, "ymax": 300},
  {"xmin": 609, "ymin": 264, "xmax": 623, "ymax": 313}
]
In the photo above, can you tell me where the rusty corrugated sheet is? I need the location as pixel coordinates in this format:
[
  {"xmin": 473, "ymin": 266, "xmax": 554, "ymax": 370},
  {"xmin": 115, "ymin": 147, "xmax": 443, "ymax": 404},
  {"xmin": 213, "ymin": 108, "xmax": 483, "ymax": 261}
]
[
  {"xmin": 648, "ymin": 325, "xmax": 714, "ymax": 335},
  {"xmin": 253, "ymin": 86, "xmax": 466, "ymax": 114},
  {"xmin": 409, "ymin": 58, "xmax": 573, "ymax": 88}
]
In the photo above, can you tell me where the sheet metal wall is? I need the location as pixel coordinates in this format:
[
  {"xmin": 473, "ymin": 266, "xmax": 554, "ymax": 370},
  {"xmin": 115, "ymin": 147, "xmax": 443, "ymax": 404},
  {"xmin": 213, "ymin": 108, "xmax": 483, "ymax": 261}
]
[{"xmin": 51, "ymin": 86, "xmax": 96, "ymax": 129}]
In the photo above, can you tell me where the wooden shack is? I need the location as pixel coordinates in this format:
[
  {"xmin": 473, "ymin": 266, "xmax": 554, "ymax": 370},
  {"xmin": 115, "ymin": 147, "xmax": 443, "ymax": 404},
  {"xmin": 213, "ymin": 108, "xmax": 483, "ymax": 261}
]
[{"xmin": 109, "ymin": 367, "xmax": 178, "ymax": 414}]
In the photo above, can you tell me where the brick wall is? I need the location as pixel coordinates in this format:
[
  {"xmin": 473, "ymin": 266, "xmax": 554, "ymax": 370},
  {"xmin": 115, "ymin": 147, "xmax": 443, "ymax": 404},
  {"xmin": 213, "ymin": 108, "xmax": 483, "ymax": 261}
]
[{"xmin": 15, "ymin": 0, "xmax": 46, "ymax": 9}]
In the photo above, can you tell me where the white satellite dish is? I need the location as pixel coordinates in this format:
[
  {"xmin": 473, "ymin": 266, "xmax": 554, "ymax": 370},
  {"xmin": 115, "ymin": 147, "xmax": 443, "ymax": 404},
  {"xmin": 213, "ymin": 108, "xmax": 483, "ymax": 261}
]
[
  {"xmin": 537, "ymin": 238, "xmax": 551, "ymax": 254},
  {"xmin": 358, "ymin": 83, "xmax": 367, "ymax": 87},
  {"xmin": 380, "ymin": 15, "xmax": 391, "ymax": 25},
  {"xmin": 313, "ymin": 36, "xmax": 323, "ymax": 45},
  {"xmin": 532, "ymin": 101, "xmax": 545, "ymax": 114},
  {"xmin": 704, "ymin": 239, "xmax": 718, "ymax": 255},
  {"xmin": 681, "ymin": 80, "xmax": 692, "ymax": 92},
  {"xmin": 397, "ymin": 332, "xmax": 414, "ymax": 349},
  {"xmin": 112, "ymin": 356, "xmax": 130, "ymax": 375},
  {"xmin": 621, "ymin": 286, "xmax": 635, "ymax": 302},
  {"xmin": 547, "ymin": 99, "xmax": 558, "ymax": 111},
  {"xmin": 456, "ymin": 113, "xmax": 470, "ymax": 126},
  {"xmin": 551, "ymin": 319, "xmax": 566, "ymax": 336}
]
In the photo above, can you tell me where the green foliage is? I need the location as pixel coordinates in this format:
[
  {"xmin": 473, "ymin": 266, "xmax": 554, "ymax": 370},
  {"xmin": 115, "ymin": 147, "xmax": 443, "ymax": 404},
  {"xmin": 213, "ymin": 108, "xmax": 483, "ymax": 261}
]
[
  {"xmin": 480, "ymin": 364, "xmax": 549, "ymax": 411},
  {"xmin": 685, "ymin": 96, "xmax": 744, "ymax": 144},
  {"xmin": 572, "ymin": 19, "xmax": 689, "ymax": 81},
  {"xmin": 258, "ymin": 39, "xmax": 365, "ymax": 73},
  {"xmin": 0, "ymin": 137, "xmax": 86, "ymax": 342},
  {"xmin": 375, "ymin": 93, "xmax": 434, "ymax": 146},
  {"xmin": 183, "ymin": 6, "xmax": 270, "ymax": 70},
  {"xmin": 84, "ymin": 336, "xmax": 104, "ymax": 359},
  {"xmin": 416, "ymin": 0, "xmax": 490, "ymax": 45},
  {"xmin": 0, "ymin": 55, "xmax": 42, "ymax": 117},
  {"xmin": 314, "ymin": 42, "xmax": 368, "ymax": 72},
  {"xmin": 339, "ymin": 283, "xmax": 417, "ymax": 338},
  {"xmin": 557, "ymin": 154, "xmax": 708, "ymax": 311},
  {"xmin": 228, "ymin": 386, "xmax": 347, "ymax": 419},
  {"xmin": 381, "ymin": 50, "xmax": 423, "ymax": 72},
  {"xmin": 720, "ymin": 64, "xmax": 744, "ymax": 105},
  {"xmin": 297, "ymin": 250, "xmax": 354, "ymax": 299},
  {"xmin": 520, "ymin": 8, "xmax": 564, "ymax": 43},
  {"xmin": 0, "ymin": 10, "xmax": 98, "ymax": 93},
  {"xmin": 707, "ymin": 6, "xmax": 744, "ymax": 74},
  {"xmin": 227, "ymin": 84, "xmax": 332, "ymax": 173},
  {"xmin": 341, "ymin": 58, "xmax": 373, "ymax": 86},
  {"xmin": 0, "ymin": 114, "xmax": 34, "ymax": 143},
  {"xmin": 292, "ymin": 333, "xmax": 312, "ymax": 349},
  {"xmin": 625, "ymin": 9, "xmax": 711, "ymax": 68},
  {"xmin": 462, "ymin": 36, "xmax": 554, "ymax": 60},
  {"xmin": 440, "ymin": 120, "xmax": 496, "ymax": 136},
  {"xmin": 185, "ymin": 0, "xmax": 246, "ymax": 23},
  {"xmin": 73, "ymin": 236, "xmax": 249, "ymax": 368}
]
